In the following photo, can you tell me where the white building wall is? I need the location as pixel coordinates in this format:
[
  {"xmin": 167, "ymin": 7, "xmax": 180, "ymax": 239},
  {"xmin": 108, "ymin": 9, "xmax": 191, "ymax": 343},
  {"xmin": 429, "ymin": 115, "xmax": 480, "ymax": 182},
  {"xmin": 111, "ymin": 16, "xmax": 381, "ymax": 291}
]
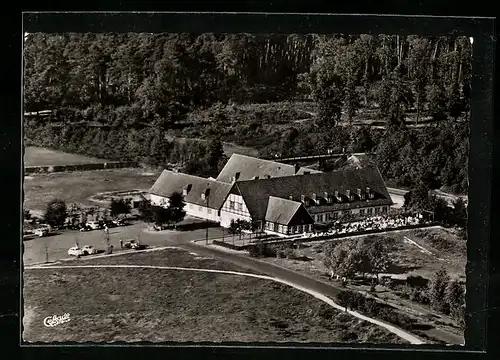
[
  {"xmin": 220, "ymin": 193, "xmax": 252, "ymax": 228},
  {"xmin": 149, "ymin": 194, "xmax": 220, "ymax": 222},
  {"xmin": 185, "ymin": 202, "xmax": 220, "ymax": 222},
  {"xmin": 310, "ymin": 205, "xmax": 390, "ymax": 222}
]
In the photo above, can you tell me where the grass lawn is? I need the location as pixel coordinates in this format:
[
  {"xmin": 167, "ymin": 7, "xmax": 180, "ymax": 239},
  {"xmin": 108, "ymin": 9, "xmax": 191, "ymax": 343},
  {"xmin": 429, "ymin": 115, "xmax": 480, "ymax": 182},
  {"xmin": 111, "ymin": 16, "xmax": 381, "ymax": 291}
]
[
  {"xmin": 23, "ymin": 168, "xmax": 160, "ymax": 212},
  {"xmin": 24, "ymin": 146, "xmax": 110, "ymax": 167},
  {"xmin": 255, "ymin": 227, "xmax": 466, "ymax": 344},
  {"xmin": 23, "ymin": 249, "xmax": 404, "ymax": 344}
]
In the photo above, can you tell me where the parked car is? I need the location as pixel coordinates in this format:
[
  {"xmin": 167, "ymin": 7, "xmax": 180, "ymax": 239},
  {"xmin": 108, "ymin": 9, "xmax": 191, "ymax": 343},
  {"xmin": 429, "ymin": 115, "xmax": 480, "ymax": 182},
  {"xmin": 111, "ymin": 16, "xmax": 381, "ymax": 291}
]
[
  {"xmin": 34, "ymin": 228, "xmax": 49, "ymax": 237},
  {"xmin": 79, "ymin": 225, "xmax": 92, "ymax": 232},
  {"xmin": 112, "ymin": 219, "xmax": 126, "ymax": 227},
  {"xmin": 86, "ymin": 221, "xmax": 103, "ymax": 230},
  {"xmin": 104, "ymin": 220, "xmax": 117, "ymax": 228},
  {"xmin": 123, "ymin": 240, "xmax": 147, "ymax": 250},
  {"xmin": 67, "ymin": 245, "xmax": 98, "ymax": 256}
]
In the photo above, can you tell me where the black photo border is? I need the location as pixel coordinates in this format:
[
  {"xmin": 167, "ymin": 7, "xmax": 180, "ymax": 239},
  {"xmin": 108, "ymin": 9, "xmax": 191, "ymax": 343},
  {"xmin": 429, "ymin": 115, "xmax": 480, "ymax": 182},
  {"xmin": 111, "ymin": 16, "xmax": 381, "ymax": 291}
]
[{"xmin": 4, "ymin": 10, "xmax": 496, "ymax": 360}]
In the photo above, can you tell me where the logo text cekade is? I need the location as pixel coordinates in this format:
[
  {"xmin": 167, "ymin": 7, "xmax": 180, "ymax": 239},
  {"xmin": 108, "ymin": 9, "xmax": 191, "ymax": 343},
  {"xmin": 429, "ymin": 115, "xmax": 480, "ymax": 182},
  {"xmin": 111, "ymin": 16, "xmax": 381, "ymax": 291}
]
[{"xmin": 43, "ymin": 313, "xmax": 71, "ymax": 327}]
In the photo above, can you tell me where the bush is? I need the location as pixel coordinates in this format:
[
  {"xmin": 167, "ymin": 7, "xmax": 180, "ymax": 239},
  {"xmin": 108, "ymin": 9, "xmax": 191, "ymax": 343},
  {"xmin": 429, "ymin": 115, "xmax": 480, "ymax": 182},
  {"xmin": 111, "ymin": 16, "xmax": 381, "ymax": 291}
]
[
  {"xmin": 248, "ymin": 242, "xmax": 277, "ymax": 258},
  {"xmin": 315, "ymin": 303, "xmax": 337, "ymax": 320},
  {"xmin": 406, "ymin": 275, "xmax": 429, "ymax": 288}
]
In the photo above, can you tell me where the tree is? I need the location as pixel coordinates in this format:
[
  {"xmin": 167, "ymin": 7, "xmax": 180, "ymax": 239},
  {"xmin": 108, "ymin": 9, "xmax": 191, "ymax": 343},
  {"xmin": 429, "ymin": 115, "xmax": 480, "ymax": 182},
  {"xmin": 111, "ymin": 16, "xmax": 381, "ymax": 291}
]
[
  {"xmin": 109, "ymin": 198, "xmax": 131, "ymax": 219},
  {"xmin": 361, "ymin": 236, "xmax": 394, "ymax": 281},
  {"xmin": 228, "ymin": 219, "xmax": 240, "ymax": 245},
  {"xmin": 451, "ymin": 197, "xmax": 467, "ymax": 228},
  {"xmin": 406, "ymin": 36, "xmax": 430, "ymax": 124},
  {"xmin": 206, "ymin": 139, "xmax": 224, "ymax": 175},
  {"xmin": 426, "ymin": 83, "xmax": 448, "ymax": 121},
  {"xmin": 323, "ymin": 242, "xmax": 357, "ymax": 280},
  {"xmin": 151, "ymin": 205, "xmax": 171, "ymax": 228},
  {"xmin": 44, "ymin": 199, "xmax": 67, "ymax": 227},
  {"xmin": 315, "ymin": 74, "xmax": 344, "ymax": 126},
  {"xmin": 138, "ymin": 199, "xmax": 154, "ymax": 223},
  {"xmin": 166, "ymin": 191, "xmax": 186, "ymax": 227},
  {"xmin": 428, "ymin": 267, "xmax": 451, "ymax": 313},
  {"xmin": 445, "ymin": 279, "xmax": 465, "ymax": 320},
  {"xmin": 404, "ymin": 183, "xmax": 432, "ymax": 212}
]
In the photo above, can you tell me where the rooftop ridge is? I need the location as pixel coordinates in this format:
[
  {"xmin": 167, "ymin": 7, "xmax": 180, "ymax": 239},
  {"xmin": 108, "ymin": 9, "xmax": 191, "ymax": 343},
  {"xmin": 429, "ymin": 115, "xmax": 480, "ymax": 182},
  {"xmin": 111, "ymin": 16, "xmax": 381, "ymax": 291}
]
[
  {"xmin": 228, "ymin": 153, "xmax": 296, "ymax": 169},
  {"xmin": 235, "ymin": 166, "xmax": 374, "ymax": 185},
  {"xmin": 160, "ymin": 169, "xmax": 229, "ymax": 186}
]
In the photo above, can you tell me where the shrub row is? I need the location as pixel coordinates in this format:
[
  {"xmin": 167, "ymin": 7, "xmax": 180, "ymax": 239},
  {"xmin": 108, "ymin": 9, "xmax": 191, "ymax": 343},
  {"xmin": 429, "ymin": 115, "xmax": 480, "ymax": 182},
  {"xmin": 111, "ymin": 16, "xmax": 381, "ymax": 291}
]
[
  {"xmin": 24, "ymin": 161, "xmax": 136, "ymax": 174},
  {"xmin": 337, "ymin": 290, "xmax": 421, "ymax": 332}
]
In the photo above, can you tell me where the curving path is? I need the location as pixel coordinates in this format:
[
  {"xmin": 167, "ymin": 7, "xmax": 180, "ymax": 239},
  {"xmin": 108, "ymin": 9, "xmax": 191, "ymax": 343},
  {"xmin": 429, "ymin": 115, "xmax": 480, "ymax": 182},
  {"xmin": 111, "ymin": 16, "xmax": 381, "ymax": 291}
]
[{"xmin": 25, "ymin": 263, "xmax": 424, "ymax": 345}]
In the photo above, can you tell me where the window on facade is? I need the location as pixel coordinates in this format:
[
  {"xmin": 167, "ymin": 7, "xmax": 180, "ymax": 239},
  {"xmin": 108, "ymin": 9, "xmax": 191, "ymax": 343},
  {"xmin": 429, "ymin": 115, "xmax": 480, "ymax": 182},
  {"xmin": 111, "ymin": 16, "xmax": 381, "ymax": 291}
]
[
  {"xmin": 332, "ymin": 212, "xmax": 338, "ymax": 219},
  {"xmin": 199, "ymin": 206, "xmax": 203, "ymax": 212},
  {"xmin": 274, "ymin": 223, "xmax": 278, "ymax": 232},
  {"xmin": 367, "ymin": 208, "xmax": 373, "ymax": 214},
  {"xmin": 207, "ymin": 208, "xmax": 211, "ymax": 214},
  {"xmin": 229, "ymin": 201, "xmax": 235, "ymax": 209},
  {"xmin": 375, "ymin": 207, "xmax": 380, "ymax": 213},
  {"xmin": 278, "ymin": 224, "xmax": 283, "ymax": 233},
  {"xmin": 360, "ymin": 209, "xmax": 365, "ymax": 215},
  {"xmin": 382, "ymin": 206, "xmax": 388, "ymax": 213},
  {"xmin": 238, "ymin": 203, "xmax": 243, "ymax": 211},
  {"xmin": 344, "ymin": 210, "xmax": 352, "ymax": 215}
]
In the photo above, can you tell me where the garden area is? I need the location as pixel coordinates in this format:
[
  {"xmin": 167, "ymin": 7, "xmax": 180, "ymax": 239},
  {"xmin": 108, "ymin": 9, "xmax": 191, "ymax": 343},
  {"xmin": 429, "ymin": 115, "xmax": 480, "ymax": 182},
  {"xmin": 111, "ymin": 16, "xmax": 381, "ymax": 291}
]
[{"xmin": 244, "ymin": 226, "xmax": 466, "ymax": 345}]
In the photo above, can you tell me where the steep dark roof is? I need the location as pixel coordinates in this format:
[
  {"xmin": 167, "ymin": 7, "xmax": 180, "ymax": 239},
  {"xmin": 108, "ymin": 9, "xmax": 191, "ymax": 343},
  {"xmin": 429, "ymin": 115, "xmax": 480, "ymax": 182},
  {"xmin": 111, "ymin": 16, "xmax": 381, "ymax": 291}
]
[
  {"xmin": 149, "ymin": 170, "xmax": 232, "ymax": 210},
  {"xmin": 265, "ymin": 196, "xmax": 314, "ymax": 226},
  {"xmin": 235, "ymin": 168, "xmax": 394, "ymax": 220},
  {"xmin": 216, "ymin": 153, "xmax": 320, "ymax": 183}
]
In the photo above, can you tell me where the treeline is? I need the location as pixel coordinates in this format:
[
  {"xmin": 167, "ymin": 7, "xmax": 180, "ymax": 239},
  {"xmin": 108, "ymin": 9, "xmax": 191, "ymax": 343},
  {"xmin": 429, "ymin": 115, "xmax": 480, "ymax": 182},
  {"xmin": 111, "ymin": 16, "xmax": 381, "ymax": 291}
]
[
  {"xmin": 24, "ymin": 33, "xmax": 471, "ymax": 126},
  {"xmin": 24, "ymin": 122, "xmax": 226, "ymax": 178}
]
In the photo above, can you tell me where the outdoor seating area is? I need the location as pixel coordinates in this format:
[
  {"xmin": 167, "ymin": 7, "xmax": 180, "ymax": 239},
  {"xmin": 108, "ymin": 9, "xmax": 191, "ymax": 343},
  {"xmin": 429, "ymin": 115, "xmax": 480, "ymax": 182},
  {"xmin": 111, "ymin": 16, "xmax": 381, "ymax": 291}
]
[{"xmin": 303, "ymin": 214, "xmax": 428, "ymax": 238}]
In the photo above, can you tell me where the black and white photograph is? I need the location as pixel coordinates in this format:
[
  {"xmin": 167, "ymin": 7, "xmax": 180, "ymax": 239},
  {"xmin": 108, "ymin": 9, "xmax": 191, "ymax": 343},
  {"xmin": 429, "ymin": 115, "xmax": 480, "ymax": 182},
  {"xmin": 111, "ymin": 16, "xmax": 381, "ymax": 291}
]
[{"xmin": 22, "ymin": 17, "xmax": 476, "ymax": 346}]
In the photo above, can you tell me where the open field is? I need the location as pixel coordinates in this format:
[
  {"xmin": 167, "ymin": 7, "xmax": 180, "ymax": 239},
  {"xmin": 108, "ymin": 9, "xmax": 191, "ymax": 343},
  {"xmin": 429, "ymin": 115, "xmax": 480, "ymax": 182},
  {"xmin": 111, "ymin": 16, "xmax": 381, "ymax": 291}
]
[
  {"xmin": 23, "ymin": 168, "xmax": 160, "ymax": 212},
  {"xmin": 23, "ymin": 249, "xmax": 404, "ymax": 344},
  {"xmin": 24, "ymin": 146, "xmax": 111, "ymax": 167},
  {"xmin": 255, "ymin": 227, "xmax": 465, "ymax": 344}
]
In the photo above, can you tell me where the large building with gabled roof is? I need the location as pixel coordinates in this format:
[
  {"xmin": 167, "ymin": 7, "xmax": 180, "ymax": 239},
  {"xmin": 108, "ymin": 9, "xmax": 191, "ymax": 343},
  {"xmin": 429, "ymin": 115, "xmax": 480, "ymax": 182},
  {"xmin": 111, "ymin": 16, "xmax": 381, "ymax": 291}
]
[{"xmin": 149, "ymin": 153, "xmax": 393, "ymax": 237}]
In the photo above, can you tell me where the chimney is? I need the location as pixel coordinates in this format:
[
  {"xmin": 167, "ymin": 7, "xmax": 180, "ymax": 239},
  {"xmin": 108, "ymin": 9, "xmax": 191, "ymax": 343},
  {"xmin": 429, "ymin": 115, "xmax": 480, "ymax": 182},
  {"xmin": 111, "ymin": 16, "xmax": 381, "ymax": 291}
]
[
  {"xmin": 294, "ymin": 164, "xmax": 300, "ymax": 174},
  {"xmin": 289, "ymin": 195, "xmax": 293, "ymax": 201},
  {"xmin": 346, "ymin": 189, "xmax": 351, "ymax": 197},
  {"xmin": 235, "ymin": 172, "xmax": 240, "ymax": 181},
  {"xmin": 266, "ymin": 175, "xmax": 271, "ymax": 179},
  {"xmin": 301, "ymin": 194, "xmax": 306, "ymax": 203},
  {"xmin": 335, "ymin": 190, "xmax": 342, "ymax": 202},
  {"xmin": 366, "ymin": 187, "xmax": 374, "ymax": 199},
  {"xmin": 254, "ymin": 176, "xmax": 259, "ymax": 180},
  {"xmin": 201, "ymin": 188, "xmax": 210, "ymax": 201}
]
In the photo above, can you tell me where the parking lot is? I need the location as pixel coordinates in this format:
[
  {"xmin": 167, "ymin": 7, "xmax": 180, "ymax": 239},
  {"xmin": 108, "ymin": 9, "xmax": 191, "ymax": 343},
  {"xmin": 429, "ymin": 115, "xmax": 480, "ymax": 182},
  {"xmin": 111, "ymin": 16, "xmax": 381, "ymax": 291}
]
[{"xmin": 22, "ymin": 220, "xmax": 226, "ymax": 266}]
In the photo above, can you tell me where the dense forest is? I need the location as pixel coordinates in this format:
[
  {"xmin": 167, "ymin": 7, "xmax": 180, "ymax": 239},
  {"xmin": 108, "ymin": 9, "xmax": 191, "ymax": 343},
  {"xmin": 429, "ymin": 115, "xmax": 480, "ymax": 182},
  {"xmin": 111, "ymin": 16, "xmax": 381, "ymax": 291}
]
[{"xmin": 23, "ymin": 33, "xmax": 471, "ymax": 194}]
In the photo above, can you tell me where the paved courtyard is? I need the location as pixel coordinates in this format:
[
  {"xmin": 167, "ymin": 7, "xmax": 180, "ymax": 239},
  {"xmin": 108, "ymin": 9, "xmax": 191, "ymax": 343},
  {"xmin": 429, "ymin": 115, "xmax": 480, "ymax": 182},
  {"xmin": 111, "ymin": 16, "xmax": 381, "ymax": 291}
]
[{"xmin": 22, "ymin": 221, "xmax": 226, "ymax": 266}]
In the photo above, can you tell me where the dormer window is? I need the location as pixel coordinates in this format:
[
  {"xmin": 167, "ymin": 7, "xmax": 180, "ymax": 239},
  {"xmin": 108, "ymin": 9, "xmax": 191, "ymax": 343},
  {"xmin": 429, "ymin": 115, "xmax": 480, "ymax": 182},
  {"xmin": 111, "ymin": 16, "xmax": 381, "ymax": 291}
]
[
  {"xmin": 366, "ymin": 187, "xmax": 374, "ymax": 199},
  {"xmin": 334, "ymin": 190, "xmax": 342, "ymax": 202}
]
